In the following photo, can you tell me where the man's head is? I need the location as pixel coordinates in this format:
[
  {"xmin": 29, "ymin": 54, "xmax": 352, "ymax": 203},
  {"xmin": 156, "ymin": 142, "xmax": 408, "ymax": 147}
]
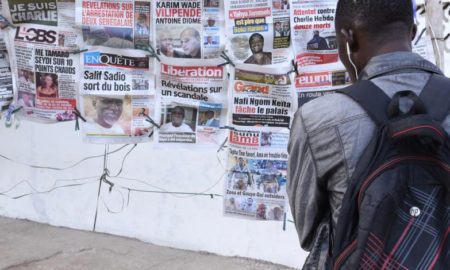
[
  {"xmin": 313, "ymin": 30, "xmax": 320, "ymax": 37},
  {"xmin": 237, "ymin": 157, "xmax": 245, "ymax": 167},
  {"xmin": 283, "ymin": 23, "xmax": 289, "ymax": 32},
  {"xmin": 170, "ymin": 106, "xmax": 185, "ymax": 127},
  {"xmin": 206, "ymin": 36, "xmax": 213, "ymax": 44},
  {"xmin": 207, "ymin": 18, "xmax": 215, "ymax": 27},
  {"xmin": 93, "ymin": 97, "xmax": 123, "ymax": 128},
  {"xmin": 137, "ymin": 13, "xmax": 147, "ymax": 24},
  {"xmin": 335, "ymin": 0, "xmax": 415, "ymax": 82},
  {"xmin": 249, "ymin": 33, "xmax": 264, "ymax": 54},
  {"xmin": 275, "ymin": 22, "xmax": 282, "ymax": 31},
  {"xmin": 180, "ymin": 28, "xmax": 201, "ymax": 57},
  {"xmin": 159, "ymin": 32, "xmax": 173, "ymax": 55},
  {"xmin": 205, "ymin": 110, "xmax": 214, "ymax": 119}
]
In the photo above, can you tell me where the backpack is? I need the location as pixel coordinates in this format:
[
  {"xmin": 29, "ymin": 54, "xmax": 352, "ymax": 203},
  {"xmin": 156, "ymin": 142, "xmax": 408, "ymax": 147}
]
[{"xmin": 331, "ymin": 74, "xmax": 450, "ymax": 270}]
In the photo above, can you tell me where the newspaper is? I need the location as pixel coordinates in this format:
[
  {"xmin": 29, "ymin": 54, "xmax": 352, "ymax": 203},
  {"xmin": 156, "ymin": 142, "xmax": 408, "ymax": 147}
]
[
  {"xmin": 0, "ymin": 50, "xmax": 13, "ymax": 109},
  {"xmin": 80, "ymin": 46, "xmax": 154, "ymax": 144},
  {"xmin": 76, "ymin": 0, "xmax": 152, "ymax": 49},
  {"xmin": 155, "ymin": 57, "xmax": 227, "ymax": 146},
  {"xmin": 5, "ymin": 24, "xmax": 81, "ymax": 122},
  {"xmin": 291, "ymin": 0, "xmax": 338, "ymax": 67},
  {"xmin": 224, "ymin": 129, "xmax": 288, "ymax": 221},
  {"xmin": 295, "ymin": 64, "xmax": 350, "ymax": 107},
  {"xmin": 230, "ymin": 64, "xmax": 297, "ymax": 131},
  {"xmin": 1, "ymin": 0, "xmax": 75, "ymax": 27},
  {"xmin": 154, "ymin": 0, "xmax": 225, "ymax": 59},
  {"xmin": 224, "ymin": 0, "xmax": 293, "ymax": 65}
]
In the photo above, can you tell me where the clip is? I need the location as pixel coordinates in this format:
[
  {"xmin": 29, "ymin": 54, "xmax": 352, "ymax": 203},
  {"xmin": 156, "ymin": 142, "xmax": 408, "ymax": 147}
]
[
  {"xmin": 70, "ymin": 49, "xmax": 88, "ymax": 55},
  {"xmin": 219, "ymin": 125, "xmax": 235, "ymax": 131},
  {"xmin": 142, "ymin": 113, "xmax": 160, "ymax": 129},
  {"xmin": 0, "ymin": 16, "xmax": 16, "ymax": 29},
  {"xmin": 218, "ymin": 52, "xmax": 235, "ymax": 67},
  {"xmin": 145, "ymin": 44, "xmax": 160, "ymax": 62},
  {"xmin": 4, "ymin": 105, "xmax": 22, "ymax": 128},
  {"xmin": 217, "ymin": 137, "xmax": 228, "ymax": 153},
  {"xmin": 288, "ymin": 60, "xmax": 299, "ymax": 76},
  {"xmin": 414, "ymin": 28, "xmax": 427, "ymax": 45}
]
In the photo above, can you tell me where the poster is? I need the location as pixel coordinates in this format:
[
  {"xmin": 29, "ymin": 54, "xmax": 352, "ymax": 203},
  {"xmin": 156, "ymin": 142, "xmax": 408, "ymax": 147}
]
[
  {"xmin": 6, "ymin": 24, "xmax": 81, "ymax": 122},
  {"xmin": 291, "ymin": 0, "xmax": 338, "ymax": 67},
  {"xmin": 1, "ymin": 0, "xmax": 75, "ymax": 27},
  {"xmin": 230, "ymin": 64, "xmax": 297, "ymax": 130},
  {"xmin": 76, "ymin": 0, "xmax": 152, "ymax": 49},
  {"xmin": 154, "ymin": 0, "xmax": 225, "ymax": 59},
  {"xmin": 224, "ymin": 129, "xmax": 288, "ymax": 221},
  {"xmin": 155, "ymin": 57, "xmax": 228, "ymax": 146},
  {"xmin": 80, "ymin": 46, "xmax": 154, "ymax": 143},
  {"xmin": 225, "ymin": 0, "xmax": 293, "ymax": 65}
]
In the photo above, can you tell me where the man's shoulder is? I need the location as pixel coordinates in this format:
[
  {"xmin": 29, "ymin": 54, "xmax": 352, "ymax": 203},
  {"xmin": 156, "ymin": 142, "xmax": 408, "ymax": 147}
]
[{"xmin": 298, "ymin": 93, "xmax": 367, "ymax": 134}]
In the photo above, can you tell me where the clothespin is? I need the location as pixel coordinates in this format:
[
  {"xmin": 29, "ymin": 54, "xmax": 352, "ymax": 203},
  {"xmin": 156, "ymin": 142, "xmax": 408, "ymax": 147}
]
[
  {"xmin": 414, "ymin": 28, "xmax": 427, "ymax": 45},
  {"xmin": 142, "ymin": 113, "xmax": 160, "ymax": 129},
  {"xmin": 100, "ymin": 169, "xmax": 114, "ymax": 192},
  {"xmin": 4, "ymin": 105, "xmax": 22, "ymax": 128},
  {"xmin": 288, "ymin": 60, "xmax": 299, "ymax": 76},
  {"xmin": 219, "ymin": 52, "xmax": 235, "ymax": 67},
  {"xmin": 145, "ymin": 45, "xmax": 160, "ymax": 62},
  {"xmin": 0, "ymin": 16, "xmax": 16, "ymax": 29},
  {"xmin": 69, "ymin": 49, "xmax": 88, "ymax": 55},
  {"xmin": 72, "ymin": 107, "xmax": 86, "ymax": 131},
  {"xmin": 283, "ymin": 213, "xmax": 287, "ymax": 231},
  {"xmin": 217, "ymin": 137, "xmax": 228, "ymax": 153}
]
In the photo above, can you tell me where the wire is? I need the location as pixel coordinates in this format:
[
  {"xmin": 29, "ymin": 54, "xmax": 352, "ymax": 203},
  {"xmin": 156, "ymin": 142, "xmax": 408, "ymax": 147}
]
[
  {"xmin": 110, "ymin": 144, "xmax": 137, "ymax": 177},
  {"xmin": 0, "ymin": 144, "xmax": 131, "ymax": 171},
  {"xmin": 0, "ymin": 180, "xmax": 98, "ymax": 199}
]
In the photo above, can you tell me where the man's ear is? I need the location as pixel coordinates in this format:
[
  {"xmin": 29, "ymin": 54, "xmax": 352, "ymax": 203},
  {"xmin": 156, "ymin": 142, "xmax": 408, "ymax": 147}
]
[
  {"xmin": 411, "ymin": 24, "xmax": 418, "ymax": 41},
  {"xmin": 340, "ymin": 29, "xmax": 356, "ymax": 51}
]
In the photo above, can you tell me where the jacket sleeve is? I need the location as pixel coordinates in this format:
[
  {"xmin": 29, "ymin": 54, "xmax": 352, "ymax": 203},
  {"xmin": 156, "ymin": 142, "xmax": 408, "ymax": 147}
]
[{"xmin": 287, "ymin": 108, "xmax": 329, "ymax": 251}]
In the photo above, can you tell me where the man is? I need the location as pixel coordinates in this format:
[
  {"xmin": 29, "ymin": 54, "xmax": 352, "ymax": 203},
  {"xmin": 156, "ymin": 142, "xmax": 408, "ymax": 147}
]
[
  {"xmin": 201, "ymin": 110, "xmax": 220, "ymax": 127},
  {"xmin": 259, "ymin": 161, "xmax": 279, "ymax": 193},
  {"xmin": 135, "ymin": 13, "xmax": 150, "ymax": 36},
  {"xmin": 244, "ymin": 33, "xmax": 272, "ymax": 65},
  {"xmin": 160, "ymin": 106, "xmax": 194, "ymax": 133},
  {"xmin": 274, "ymin": 22, "xmax": 283, "ymax": 37},
  {"xmin": 158, "ymin": 31, "xmax": 185, "ymax": 58},
  {"xmin": 179, "ymin": 28, "xmax": 201, "ymax": 59},
  {"xmin": 287, "ymin": 0, "xmax": 450, "ymax": 269},
  {"xmin": 306, "ymin": 30, "xmax": 329, "ymax": 50},
  {"xmin": 84, "ymin": 96, "xmax": 125, "ymax": 134},
  {"xmin": 204, "ymin": 36, "xmax": 218, "ymax": 46},
  {"xmin": 282, "ymin": 23, "xmax": 290, "ymax": 38},
  {"xmin": 229, "ymin": 157, "xmax": 252, "ymax": 190}
]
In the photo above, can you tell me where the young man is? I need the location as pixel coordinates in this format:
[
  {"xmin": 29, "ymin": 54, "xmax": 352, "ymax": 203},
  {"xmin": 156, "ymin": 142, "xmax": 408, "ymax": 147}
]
[
  {"xmin": 244, "ymin": 33, "xmax": 272, "ymax": 65},
  {"xmin": 287, "ymin": 0, "xmax": 450, "ymax": 269}
]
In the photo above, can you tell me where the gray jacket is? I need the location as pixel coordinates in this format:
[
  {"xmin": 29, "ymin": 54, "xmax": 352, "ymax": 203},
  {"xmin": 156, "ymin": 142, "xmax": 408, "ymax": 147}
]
[{"xmin": 287, "ymin": 52, "xmax": 450, "ymax": 269}]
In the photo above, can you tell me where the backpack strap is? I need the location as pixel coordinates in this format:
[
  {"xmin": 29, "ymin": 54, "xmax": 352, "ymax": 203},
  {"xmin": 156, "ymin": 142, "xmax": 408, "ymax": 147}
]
[
  {"xmin": 419, "ymin": 74, "xmax": 450, "ymax": 122},
  {"xmin": 337, "ymin": 80, "xmax": 391, "ymax": 125}
]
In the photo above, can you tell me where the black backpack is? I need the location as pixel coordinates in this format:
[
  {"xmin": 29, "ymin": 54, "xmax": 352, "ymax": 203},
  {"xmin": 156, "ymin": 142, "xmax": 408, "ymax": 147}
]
[{"xmin": 331, "ymin": 74, "xmax": 450, "ymax": 270}]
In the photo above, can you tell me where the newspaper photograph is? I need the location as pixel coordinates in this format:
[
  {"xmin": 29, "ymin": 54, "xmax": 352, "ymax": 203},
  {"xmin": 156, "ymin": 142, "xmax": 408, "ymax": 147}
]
[
  {"xmin": 1, "ymin": 0, "xmax": 75, "ymax": 27},
  {"xmin": 0, "ymin": 34, "xmax": 13, "ymax": 109},
  {"xmin": 230, "ymin": 64, "xmax": 296, "ymax": 130},
  {"xmin": 224, "ymin": 0, "xmax": 292, "ymax": 65},
  {"xmin": 80, "ymin": 46, "xmax": 154, "ymax": 143},
  {"xmin": 76, "ymin": 0, "xmax": 152, "ymax": 49},
  {"xmin": 6, "ymin": 24, "xmax": 81, "ymax": 122},
  {"xmin": 155, "ymin": 58, "xmax": 228, "ymax": 146},
  {"xmin": 154, "ymin": 0, "xmax": 225, "ymax": 59},
  {"xmin": 291, "ymin": 0, "xmax": 338, "ymax": 67},
  {"xmin": 224, "ymin": 129, "xmax": 288, "ymax": 220}
]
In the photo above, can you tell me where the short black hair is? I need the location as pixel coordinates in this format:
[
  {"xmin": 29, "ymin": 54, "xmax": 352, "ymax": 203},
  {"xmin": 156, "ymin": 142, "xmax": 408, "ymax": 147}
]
[
  {"xmin": 336, "ymin": 0, "xmax": 414, "ymax": 34},
  {"xmin": 249, "ymin": 33, "xmax": 264, "ymax": 44}
]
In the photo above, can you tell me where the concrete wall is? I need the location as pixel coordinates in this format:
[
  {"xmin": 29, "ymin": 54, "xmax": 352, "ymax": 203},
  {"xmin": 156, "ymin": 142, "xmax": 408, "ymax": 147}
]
[{"xmin": 0, "ymin": 120, "xmax": 307, "ymax": 269}]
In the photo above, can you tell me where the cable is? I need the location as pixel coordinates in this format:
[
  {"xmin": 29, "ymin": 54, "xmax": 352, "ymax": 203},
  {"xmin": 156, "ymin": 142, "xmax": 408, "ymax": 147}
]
[
  {"xmin": 0, "ymin": 180, "xmax": 98, "ymax": 199},
  {"xmin": 110, "ymin": 144, "xmax": 138, "ymax": 177},
  {"xmin": 0, "ymin": 144, "xmax": 131, "ymax": 171}
]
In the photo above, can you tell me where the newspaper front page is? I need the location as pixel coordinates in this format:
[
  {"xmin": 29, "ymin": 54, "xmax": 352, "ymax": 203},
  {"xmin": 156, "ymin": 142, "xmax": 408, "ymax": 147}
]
[
  {"xmin": 76, "ymin": 0, "xmax": 152, "ymax": 49},
  {"xmin": 230, "ymin": 64, "xmax": 297, "ymax": 131},
  {"xmin": 155, "ymin": 57, "xmax": 227, "ymax": 146},
  {"xmin": 295, "ymin": 64, "xmax": 350, "ymax": 107},
  {"xmin": 6, "ymin": 24, "xmax": 81, "ymax": 122},
  {"xmin": 224, "ymin": 129, "xmax": 288, "ymax": 221},
  {"xmin": 154, "ymin": 0, "xmax": 225, "ymax": 59},
  {"xmin": 80, "ymin": 46, "xmax": 154, "ymax": 143},
  {"xmin": 1, "ymin": 0, "xmax": 75, "ymax": 27},
  {"xmin": 225, "ymin": 0, "xmax": 292, "ymax": 65},
  {"xmin": 291, "ymin": 0, "xmax": 338, "ymax": 67}
]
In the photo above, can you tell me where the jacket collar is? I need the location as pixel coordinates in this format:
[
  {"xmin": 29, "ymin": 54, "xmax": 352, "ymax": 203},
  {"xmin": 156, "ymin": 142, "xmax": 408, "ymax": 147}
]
[{"xmin": 359, "ymin": 52, "xmax": 443, "ymax": 80}]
